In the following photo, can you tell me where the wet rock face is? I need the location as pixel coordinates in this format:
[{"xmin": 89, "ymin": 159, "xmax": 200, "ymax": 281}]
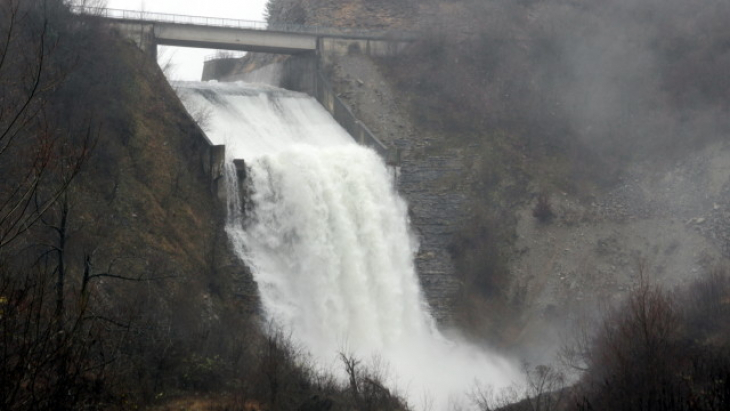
[
  {"xmin": 324, "ymin": 52, "xmax": 467, "ymax": 322},
  {"xmin": 398, "ymin": 154, "xmax": 467, "ymax": 322},
  {"xmin": 511, "ymin": 141, "xmax": 730, "ymax": 350},
  {"xmin": 266, "ymin": 0, "xmax": 418, "ymax": 30}
]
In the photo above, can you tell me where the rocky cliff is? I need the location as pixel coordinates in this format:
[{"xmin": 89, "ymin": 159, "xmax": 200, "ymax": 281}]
[
  {"xmin": 265, "ymin": 0, "xmax": 419, "ymax": 30},
  {"xmin": 228, "ymin": 0, "xmax": 730, "ymax": 357}
]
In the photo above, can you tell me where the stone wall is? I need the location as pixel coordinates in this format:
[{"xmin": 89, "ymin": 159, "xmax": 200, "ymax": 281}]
[{"xmin": 201, "ymin": 57, "xmax": 240, "ymax": 81}]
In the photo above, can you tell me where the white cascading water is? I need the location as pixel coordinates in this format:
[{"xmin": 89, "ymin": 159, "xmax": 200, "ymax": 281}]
[{"xmin": 175, "ymin": 81, "xmax": 519, "ymax": 409}]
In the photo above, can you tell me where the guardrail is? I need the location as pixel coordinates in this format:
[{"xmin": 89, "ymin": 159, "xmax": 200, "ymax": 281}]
[
  {"xmin": 71, "ymin": 7, "xmax": 420, "ymax": 40},
  {"xmin": 314, "ymin": 71, "xmax": 399, "ymax": 165}
]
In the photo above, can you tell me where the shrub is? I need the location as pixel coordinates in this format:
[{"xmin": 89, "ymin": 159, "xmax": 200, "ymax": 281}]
[
  {"xmin": 566, "ymin": 268, "xmax": 730, "ymax": 411},
  {"xmin": 532, "ymin": 193, "xmax": 555, "ymax": 223}
]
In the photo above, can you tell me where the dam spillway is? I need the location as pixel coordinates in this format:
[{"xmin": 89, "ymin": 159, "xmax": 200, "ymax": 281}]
[
  {"xmin": 173, "ymin": 81, "xmax": 354, "ymax": 158},
  {"xmin": 173, "ymin": 80, "xmax": 517, "ymax": 409}
]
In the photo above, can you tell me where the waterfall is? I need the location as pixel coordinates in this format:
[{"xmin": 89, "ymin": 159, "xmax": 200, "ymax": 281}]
[
  {"xmin": 175, "ymin": 81, "xmax": 518, "ymax": 408},
  {"xmin": 227, "ymin": 145, "xmax": 431, "ymax": 355}
]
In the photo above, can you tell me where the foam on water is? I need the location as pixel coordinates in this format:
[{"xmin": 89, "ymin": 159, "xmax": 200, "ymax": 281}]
[{"xmin": 174, "ymin": 81, "xmax": 354, "ymax": 158}]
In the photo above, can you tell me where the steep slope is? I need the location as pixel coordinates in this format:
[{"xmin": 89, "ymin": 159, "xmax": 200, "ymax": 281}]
[
  {"xmin": 254, "ymin": 0, "xmax": 730, "ymax": 359},
  {"xmin": 64, "ymin": 23, "xmax": 256, "ymax": 317},
  {"xmin": 1, "ymin": 3, "xmax": 256, "ymax": 407},
  {"xmin": 265, "ymin": 0, "xmax": 418, "ymax": 29},
  {"xmin": 64, "ymin": 22, "xmax": 262, "ymax": 403}
]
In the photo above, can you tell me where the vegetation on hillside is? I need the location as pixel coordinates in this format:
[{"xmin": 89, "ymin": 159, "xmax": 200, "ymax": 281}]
[
  {"xmin": 564, "ymin": 268, "xmax": 730, "ymax": 411},
  {"xmin": 1, "ymin": 1, "xmax": 410, "ymax": 409},
  {"xmin": 0, "ymin": 0, "xmax": 240, "ymax": 407},
  {"xmin": 469, "ymin": 268, "xmax": 730, "ymax": 411}
]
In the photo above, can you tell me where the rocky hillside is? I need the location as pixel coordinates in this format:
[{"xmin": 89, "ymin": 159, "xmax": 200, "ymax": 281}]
[
  {"xmin": 265, "ymin": 0, "xmax": 419, "ymax": 30},
  {"xmin": 253, "ymin": 0, "xmax": 730, "ymax": 360}
]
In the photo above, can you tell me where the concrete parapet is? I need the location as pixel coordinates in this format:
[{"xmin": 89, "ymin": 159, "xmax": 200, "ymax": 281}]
[
  {"xmin": 198, "ymin": 143, "xmax": 226, "ymax": 202},
  {"xmin": 201, "ymin": 57, "xmax": 240, "ymax": 82}
]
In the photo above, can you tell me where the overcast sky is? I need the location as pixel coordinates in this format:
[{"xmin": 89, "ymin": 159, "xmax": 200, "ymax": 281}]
[{"xmin": 105, "ymin": 0, "xmax": 269, "ymax": 80}]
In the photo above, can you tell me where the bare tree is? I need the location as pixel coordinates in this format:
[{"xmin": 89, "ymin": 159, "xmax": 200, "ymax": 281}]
[
  {"xmin": 0, "ymin": 0, "xmax": 94, "ymax": 251},
  {"xmin": 0, "ymin": 2, "xmax": 112, "ymax": 409},
  {"xmin": 339, "ymin": 351, "xmax": 408, "ymax": 411}
]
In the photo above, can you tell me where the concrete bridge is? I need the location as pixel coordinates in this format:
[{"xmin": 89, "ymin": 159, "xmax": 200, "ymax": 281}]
[{"xmin": 72, "ymin": 7, "xmax": 416, "ymax": 58}]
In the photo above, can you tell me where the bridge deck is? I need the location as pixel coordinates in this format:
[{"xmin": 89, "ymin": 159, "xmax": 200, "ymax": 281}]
[
  {"xmin": 72, "ymin": 7, "xmax": 418, "ymax": 40},
  {"xmin": 153, "ymin": 23, "xmax": 317, "ymax": 54}
]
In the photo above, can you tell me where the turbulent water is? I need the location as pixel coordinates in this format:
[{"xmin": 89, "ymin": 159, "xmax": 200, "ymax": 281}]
[{"xmin": 175, "ymin": 81, "xmax": 518, "ymax": 408}]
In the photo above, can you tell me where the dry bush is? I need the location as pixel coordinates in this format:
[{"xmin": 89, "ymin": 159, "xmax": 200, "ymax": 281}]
[
  {"xmin": 339, "ymin": 352, "xmax": 407, "ymax": 411},
  {"xmin": 532, "ymin": 193, "xmax": 555, "ymax": 223},
  {"xmin": 472, "ymin": 363, "xmax": 568, "ymax": 411},
  {"xmin": 0, "ymin": 2, "xmax": 110, "ymax": 408},
  {"xmin": 0, "ymin": 2, "xmax": 224, "ymax": 408},
  {"xmin": 565, "ymin": 268, "xmax": 730, "ymax": 411},
  {"xmin": 681, "ymin": 267, "xmax": 730, "ymax": 342}
]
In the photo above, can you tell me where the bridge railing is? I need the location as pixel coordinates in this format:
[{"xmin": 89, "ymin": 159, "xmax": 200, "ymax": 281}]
[
  {"xmin": 71, "ymin": 7, "xmax": 420, "ymax": 39},
  {"xmin": 314, "ymin": 71, "xmax": 399, "ymax": 165},
  {"xmin": 72, "ymin": 7, "xmax": 270, "ymax": 30}
]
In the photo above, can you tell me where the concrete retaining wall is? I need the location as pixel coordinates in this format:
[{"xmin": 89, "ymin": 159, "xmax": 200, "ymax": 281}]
[
  {"xmin": 203, "ymin": 54, "xmax": 317, "ymax": 96},
  {"xmin": 318, "ymin": 37, "xmax": 410, "ymax": 67},
  {"xmin": 201, "ymin": 57, "xmax": 240, "ymax": 82},
  {"xmin": 191, "ymin": 124, "xmax": 227, "ymax": 201}
]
